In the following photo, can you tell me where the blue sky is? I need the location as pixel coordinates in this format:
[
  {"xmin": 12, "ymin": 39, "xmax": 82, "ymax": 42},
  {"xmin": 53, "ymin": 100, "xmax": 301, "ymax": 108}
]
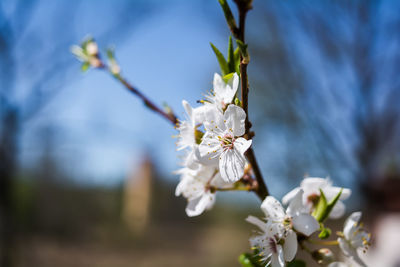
[{"xmin": 20, "ymin": 1, "xmax": 234, "ymax": 185}]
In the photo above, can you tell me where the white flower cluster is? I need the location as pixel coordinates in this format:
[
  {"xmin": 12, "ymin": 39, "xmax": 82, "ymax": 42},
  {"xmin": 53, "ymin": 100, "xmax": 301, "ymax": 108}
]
[
  {"xmin": 175, "ymin": 73, "xmax": 252, "ymax": 217},
  {"xmin": 247, "ymin": 177, "xmax": 371, "ymax": 267}
]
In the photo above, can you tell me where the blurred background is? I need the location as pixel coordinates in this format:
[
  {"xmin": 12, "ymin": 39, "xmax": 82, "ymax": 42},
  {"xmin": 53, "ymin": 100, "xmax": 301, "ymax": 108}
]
[{"xmin": 0, "ymin": 0, "xmax": 399, "ymax": 266}]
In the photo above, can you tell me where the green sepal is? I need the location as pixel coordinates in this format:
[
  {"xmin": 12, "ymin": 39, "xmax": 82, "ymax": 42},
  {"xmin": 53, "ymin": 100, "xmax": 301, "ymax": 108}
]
[
  {"xmin": 210, "ymin": 42, "xmax": 229, "ymax": 76},
  {"xmin": 312, "ymin": 189, "xmax": 343, "ymax": 222},
  {"xmin": 222, "ymin": 72, "xmax": 234, "ymax": 83},
  {"xmin": 81, "ymin": 62, "xmax": 90, "ymax": 72},
  {"xmin": 238, "ymin": 253, "xmax": 262, "ymax": 267},
  {"xmin": 227, "ymin": 36, "xmax": 236, "ymax": 73},
  {"xmin": 318, "ymin": 225, "xmax": 332, "ymax": 239},
  {"xmin": 287, "ymin": 259, "xmax": 306, "ymax": 267}
]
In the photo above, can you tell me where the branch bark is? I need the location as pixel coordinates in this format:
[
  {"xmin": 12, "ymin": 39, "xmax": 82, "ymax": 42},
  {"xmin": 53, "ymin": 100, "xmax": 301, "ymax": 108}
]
[
  {"xmin": 234, "ymin": 0, "xmax": 269, "ymax": 200},
  {"xmin": 99, "ymin": 64, "xmax": 178, "ymax": 126}
]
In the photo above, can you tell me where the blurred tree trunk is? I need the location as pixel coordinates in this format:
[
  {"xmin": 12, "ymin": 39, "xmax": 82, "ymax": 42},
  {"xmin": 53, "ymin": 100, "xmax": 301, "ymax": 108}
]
[{"xmin": 0, "ymin": 109, "xmax": 19, "ymax": 267}]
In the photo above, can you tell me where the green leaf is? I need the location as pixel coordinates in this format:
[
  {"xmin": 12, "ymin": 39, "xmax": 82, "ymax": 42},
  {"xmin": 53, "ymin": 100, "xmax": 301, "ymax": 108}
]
[
  {"xmin": 227, "ymin": 36, "xmax": 236, "ymax": 73},
  {"xmin": 81, "ymin": 62, "xmax": 90, "ymax": 72},
  {"xmin": 238, "ymin": 253, "xmax": 262, "ymax": 267},
  {"xmin": 210, "ymin": 42, "xmax": 229, "ymax": 76},
  {"xmin": 218, "ymin": 0, "xmax": 238, "ymax": 38},
  {"xmin": 287, "ymin": 259, "xmax": 306, "ymax": 267},
  {"xmin": 234, "ymin": 47, "xmax": 240, "ymax": 74}
]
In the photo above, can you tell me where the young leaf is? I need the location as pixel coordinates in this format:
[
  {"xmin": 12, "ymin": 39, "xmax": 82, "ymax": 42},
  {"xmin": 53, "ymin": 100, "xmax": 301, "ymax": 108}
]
[
  {"xmin": 227, "ymin": 36, "xmax": 236, "ymax": 73},
  {"xmin": 210, "ymin": 42, "xmax": 229, "ymax": 75},
  {"xmin": 234, "ymin": 47, "xmax": 240, "ymax": 74},
  {"xmin": 218, "ymin": 0, "xmax": 239, "ymax": 38}
]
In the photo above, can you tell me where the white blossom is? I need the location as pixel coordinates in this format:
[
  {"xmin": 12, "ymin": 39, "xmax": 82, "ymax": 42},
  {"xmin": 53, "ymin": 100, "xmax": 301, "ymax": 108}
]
[
  {"xmin": 338, "ymin": 212, "xmax": 370, "ymax": 267},
  {"xmin": 262, "ymin": 190, "xmax": 320, "ymax": 236},
  {"xmin": 282, "ymin": 177, "xmax": 351, "ymax": 219},
  {"xmin": 206, "ymin": 73, "xmax": 239, "ymax": 111},
  {"xmin": 175, "ymin": 164, "xmax": 229, "ymax": 217},
  {"xmin": 246, "ymin": 190, "xmax": 319, "ymax": 267},
  {"xmin": 198, "ymin": 104, "xmax": 252, "ymax": 182},
  {"xmin": 176, "ymin": 100, "xmax": 209, "ymax": 168},
  {"xmin": 246, "ymin": 218, "xmax": 297, "ymax": 267}
]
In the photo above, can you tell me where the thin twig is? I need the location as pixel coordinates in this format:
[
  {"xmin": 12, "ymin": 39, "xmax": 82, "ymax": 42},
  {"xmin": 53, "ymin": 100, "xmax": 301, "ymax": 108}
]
[
  {"xmin": 98, "ymin": 63, "xmax": 178, "ymax": 126},
  {"xmin": 234, "ymin": 0, "xmax": 269, "ymax": 200}
]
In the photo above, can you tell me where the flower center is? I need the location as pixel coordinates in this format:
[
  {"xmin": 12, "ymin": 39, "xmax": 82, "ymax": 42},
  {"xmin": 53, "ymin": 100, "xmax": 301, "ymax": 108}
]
[
  {"xmin": 268, "ymin": 237, "xmax": 278, "ymax": 254},
  {"xmin": 219, "ymin": 134, "xmax": 235, "ymax": 150},
  {"xmin": 307, "ymin": 193, "xmax": 320, "ymax": 206}
]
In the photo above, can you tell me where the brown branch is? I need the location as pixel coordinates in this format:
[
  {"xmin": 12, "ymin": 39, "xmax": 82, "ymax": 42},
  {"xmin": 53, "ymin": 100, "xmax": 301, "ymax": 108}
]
[
  {"xmin": 98, "ymin": 63, "xmax": 178, "ymax": 126},
  {"xmin": 234, "ymin": 0, "xmax": 269, "ymax": 200}
]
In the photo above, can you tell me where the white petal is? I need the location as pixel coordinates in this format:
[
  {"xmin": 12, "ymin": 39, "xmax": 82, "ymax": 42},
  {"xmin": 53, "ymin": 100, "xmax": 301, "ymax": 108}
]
[
  {"xmin": 233, "ymin": 137, "xmax": 252, "ymax": 155},
  {"xmin": 343, "ymin": 212, "xmax": 362, "ymax": 239},
  {"xmin": 286, "ymin": 189, "xmax": 307, "ymax": 216},
  {"xmin": 283, "ymin": 230, "xmax": 298, "ymax": 262},
  {"xmin": 198, "ymin": 132, "xmax": 222, "ymax": 160},
  {"xmin": 185, "ymin": 193, "xmax": 215, "ymax": 217},
  {"xmin": 301, "ymin": 177, "xmax": 328, "ymax": 190},
  {"xmin": 182, "ymin": 100, "xmax": 193, "ymax": 120},
  {"xmin": 261, "ymin": 196, "xmax": 285, "ymax": 221},
  {"xmin": 292, "ymin": 214, "xmax": 320, "ymax": 236},
  {"xmin": 338, "ymin": 238, "xmax": 367, "ymax": 267},
  {"xmin": 282, "ymin": 187, "xmax": 302, "ymax": 205},
  {"xmin": 192, "ymin": 104, "xmax": 211, "ymax": 125},
  {"xmin": 328, "ymin": 200, "xmax": 346, "ymax": 219},
  {"xmin": 213, "ymin": 72, "xmax": 238, "ymax": 104},
  {"xmin": 246, "ymin": 216, "xmax": 267, "ymax": 231},
  {"xmin": 327, "ymin": 262, "xmax": 349, "ymax": 267},
  {"xmin": 203, "ymin": 106, "xmax": 226, "ymax": 133},
  {"xmin": 270, "ymin": 245, "xmax": 285, "ymax": 267},
  {"xmin": 323, "ymin": 186, "xmax": 352, "ymax": 201},
  {"xmin": 218, "ymin": 148, "xmax": 245, "ymax": 182},
  {"xmin": 224, "ymin": 104, "xmax": 246, "ymax": 136}
]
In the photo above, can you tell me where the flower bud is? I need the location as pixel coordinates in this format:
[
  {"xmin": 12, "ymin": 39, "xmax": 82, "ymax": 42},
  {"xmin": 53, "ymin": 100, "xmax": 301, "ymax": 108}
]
[
  {"xmin": 312, "ymin": 248, "xmax": 335, "ymax": 265},
  {"xmin": 86, "ymin": 41, "xmax": 98, "ymax": 56}
]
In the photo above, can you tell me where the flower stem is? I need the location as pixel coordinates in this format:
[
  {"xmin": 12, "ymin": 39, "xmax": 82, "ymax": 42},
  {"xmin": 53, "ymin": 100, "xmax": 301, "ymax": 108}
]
[{"xmin": 307, "ymin": 239, "xmax": 339, "ymax": 246}]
